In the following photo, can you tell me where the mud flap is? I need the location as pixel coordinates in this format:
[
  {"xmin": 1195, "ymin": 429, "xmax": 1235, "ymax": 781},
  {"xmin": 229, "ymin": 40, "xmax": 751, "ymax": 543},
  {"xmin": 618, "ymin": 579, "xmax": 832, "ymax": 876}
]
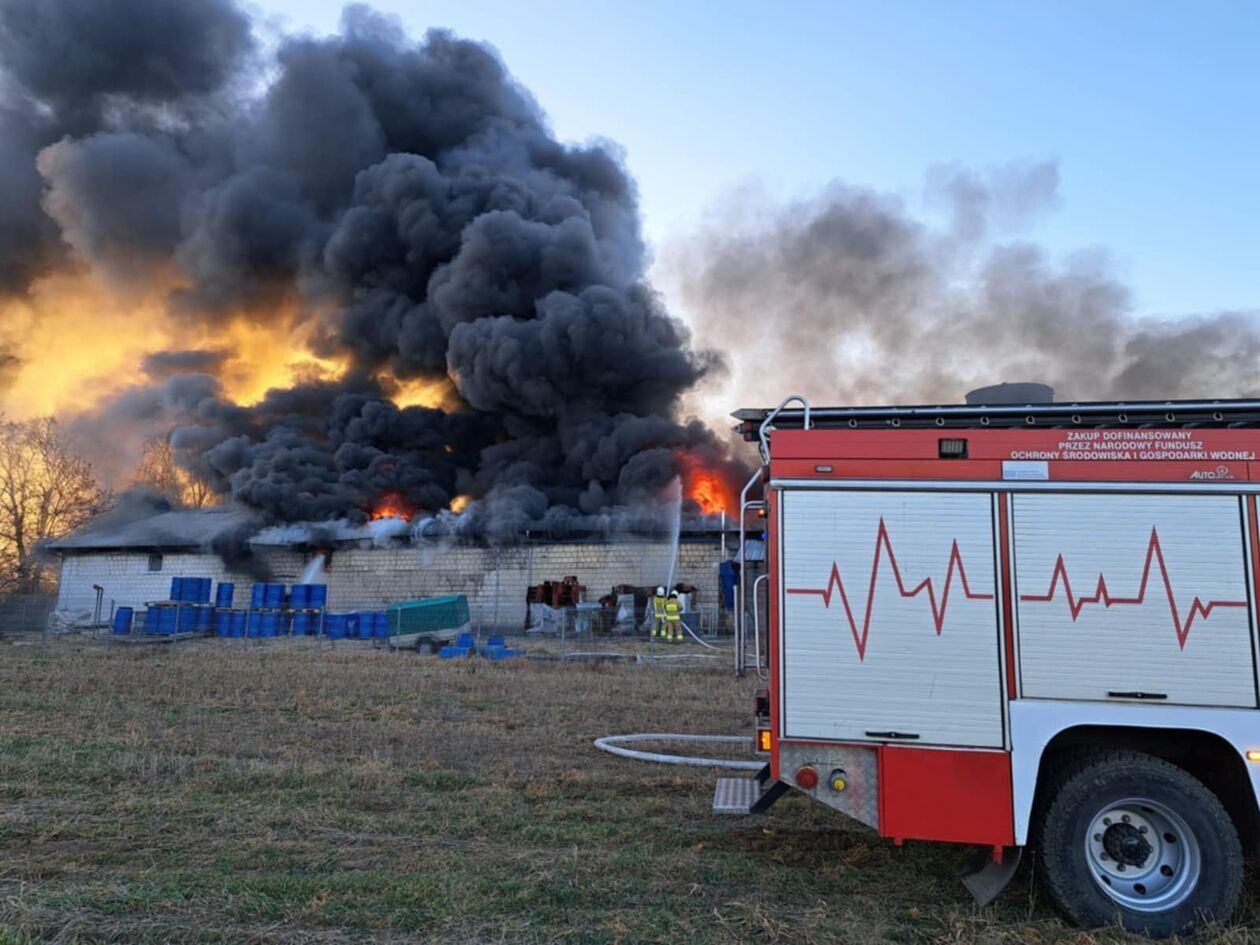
[{"xmin": 961, "ymin": 846, "xmax": 1023, "ymax": 906}]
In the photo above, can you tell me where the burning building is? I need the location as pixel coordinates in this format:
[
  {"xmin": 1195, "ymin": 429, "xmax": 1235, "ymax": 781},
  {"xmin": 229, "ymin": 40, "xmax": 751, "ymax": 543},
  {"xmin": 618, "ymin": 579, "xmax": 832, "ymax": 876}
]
[
  {"xmin": 0, "ymin": 0, "xmax": 752, "ymax": 616},
  {"xmin": 46, "ymin": 507, "xmax": 738, "ymax": 633}
]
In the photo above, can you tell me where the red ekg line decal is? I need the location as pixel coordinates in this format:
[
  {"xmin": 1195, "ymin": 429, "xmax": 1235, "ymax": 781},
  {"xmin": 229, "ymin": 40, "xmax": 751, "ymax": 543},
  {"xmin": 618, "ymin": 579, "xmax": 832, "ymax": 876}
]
[
  {"xmin": 1019, "ymin": 526, "xmax": 1247, "ymax": 648},
  {"xmin": 786, "ymin": 517, "xmax": 993, "ymax": 660}
]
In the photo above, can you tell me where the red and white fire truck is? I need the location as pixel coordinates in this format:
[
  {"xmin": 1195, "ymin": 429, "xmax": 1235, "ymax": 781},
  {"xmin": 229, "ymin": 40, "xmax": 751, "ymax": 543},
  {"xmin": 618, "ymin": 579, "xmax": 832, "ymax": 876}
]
[{"xmin": 718, "ymin": 395, "xmax": 1260, "ymax": 937}]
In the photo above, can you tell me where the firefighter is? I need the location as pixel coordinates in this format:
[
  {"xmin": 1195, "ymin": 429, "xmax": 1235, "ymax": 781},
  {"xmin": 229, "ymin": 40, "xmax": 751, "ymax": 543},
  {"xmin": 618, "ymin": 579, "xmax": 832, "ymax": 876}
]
[
  {"xmin": 664, "ymin": 590, "xmax": 684, "ymax": 643},
  {"xmin": 650, "ymin": 586, "xmax": 667, "ymax": 637}
]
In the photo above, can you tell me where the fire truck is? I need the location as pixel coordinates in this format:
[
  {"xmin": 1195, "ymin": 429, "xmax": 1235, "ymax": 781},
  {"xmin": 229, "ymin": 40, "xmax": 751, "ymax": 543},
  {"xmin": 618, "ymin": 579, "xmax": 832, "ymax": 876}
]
[{"xmin": 717, "ymin": 395, "xmax": 1260, "ymax": 937}]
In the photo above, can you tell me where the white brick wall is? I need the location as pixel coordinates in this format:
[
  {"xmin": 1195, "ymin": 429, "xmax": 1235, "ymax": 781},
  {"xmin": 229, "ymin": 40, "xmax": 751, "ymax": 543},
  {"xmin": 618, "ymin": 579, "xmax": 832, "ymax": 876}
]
[
  {"xmin": 53, "ymin": 538, "xmax": 728, "ymax": 631},
  {"xmin": 54, "ymin": 549, "xmax": 306, "ymax": 622}
]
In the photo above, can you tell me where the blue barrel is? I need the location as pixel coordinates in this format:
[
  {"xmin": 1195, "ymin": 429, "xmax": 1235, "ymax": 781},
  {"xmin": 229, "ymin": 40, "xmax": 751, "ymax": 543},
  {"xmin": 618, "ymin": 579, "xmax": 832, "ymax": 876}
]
[
  {"xmin": 216, "ymin": 583, "xmax": 234, "ymax": 608},
  {"xmin": 112, "ymin": 607, "xmax": 134, "ymax": 635},
  {"xmin": 194, "ymin": 605, "xmax": 214, "ymax": 632},
  {"xmin": 250, "ymin": 583, "xmax": 266, "ymax": 609},
  {"xmin": 247, "ymin": 611, "xmax": 262, "ymax": 637},
  {"xmin": 230, "ymin": 611, "xmax": 247, "ymax": 637},
  {"xmin": 308, "ymin": 584, "xmax": 328, "ymax": 609},
  {"xmin": 345, "ymin": 612, "xmax": 362, "ymax": 639},
  {"xmin": 169, "ymin": 577, "xmax": 184, "ymax": 602},
  {"xmin": 160, "ymin": 606, "xmax": 179, "ymax": 634},
  {"xmin": 324, "ymin": 613, "xmax": 347, "ymax": 640},
  {"xmin": 291, "ymin": 613, "xmax": 312, "ymax": 636},
  {"xmin": 372, "ymin": 611, "xmax": 389, "ymax": 640},
  {"xmin": 719, "ymin": 561, "xmax": 738, "ymax": 610},
  {"xmin": 263, "ymin": 583, "xmax": 284, "ymax": 609},
  {"xmin": 199, "ymin": 578, "xmax": 213, "ymax": 603},
  {"xmin": 290, "ymin": 584, "xmax": 310, "ymax": 609},
  {"xmin": 260, "ymin": 612, "xmax": 279, "ymax": 637}
]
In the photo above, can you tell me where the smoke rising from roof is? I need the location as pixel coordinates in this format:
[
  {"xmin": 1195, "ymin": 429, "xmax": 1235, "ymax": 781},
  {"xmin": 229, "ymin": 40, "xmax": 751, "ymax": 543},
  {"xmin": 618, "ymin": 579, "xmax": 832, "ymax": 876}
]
[
  {"xmin": 0, "ymin": 0, "xmax": 736, "ymax": 534},
  {"xmin": 669, "ymin": 165, "xmax": 1260, "ymax": 410}
]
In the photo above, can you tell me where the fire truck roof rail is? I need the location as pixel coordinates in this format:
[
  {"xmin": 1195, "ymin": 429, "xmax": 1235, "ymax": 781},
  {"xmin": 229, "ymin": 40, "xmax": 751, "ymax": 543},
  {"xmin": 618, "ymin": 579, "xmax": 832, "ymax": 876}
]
[{"xmin": 733, "ymin": 398, "xmax": 1260, "ymax": 438}]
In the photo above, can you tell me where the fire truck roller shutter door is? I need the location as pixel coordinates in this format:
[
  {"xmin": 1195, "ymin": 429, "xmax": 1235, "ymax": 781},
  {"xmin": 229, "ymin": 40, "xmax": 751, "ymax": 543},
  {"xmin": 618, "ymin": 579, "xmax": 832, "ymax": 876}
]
[
  {"xmin": 780, "ymin": 489, "xmax": 1005, "ymax": 748},
  {"xmin": 1012, "ymin": 493, "xmax": 1257, "ymax": 708}
]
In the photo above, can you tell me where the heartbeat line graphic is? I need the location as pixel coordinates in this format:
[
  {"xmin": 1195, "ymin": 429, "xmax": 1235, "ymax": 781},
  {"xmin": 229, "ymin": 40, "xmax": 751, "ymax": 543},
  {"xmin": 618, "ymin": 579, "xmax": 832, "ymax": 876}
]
[
  {"xmin": 786, "ymin": 518, "xmax": 993, "ymax": 660},
  {"xmin": 1019, "ymin": 526, "xmax": 1248, "ymax": 648}
]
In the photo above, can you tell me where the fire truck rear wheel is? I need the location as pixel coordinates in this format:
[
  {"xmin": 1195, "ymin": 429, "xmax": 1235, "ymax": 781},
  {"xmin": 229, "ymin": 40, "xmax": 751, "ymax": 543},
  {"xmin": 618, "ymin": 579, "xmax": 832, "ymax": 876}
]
[{"xmin": 1035, "ymin": 749, "xmax": 1243, "ymax": 938}]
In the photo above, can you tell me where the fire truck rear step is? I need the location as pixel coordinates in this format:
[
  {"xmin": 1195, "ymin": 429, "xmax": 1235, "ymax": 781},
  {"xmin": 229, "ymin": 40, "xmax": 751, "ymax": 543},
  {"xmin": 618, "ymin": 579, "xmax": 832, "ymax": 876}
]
[{"xmin": 713, "ymin": 764, "xmax": 787, "ymax": 815}]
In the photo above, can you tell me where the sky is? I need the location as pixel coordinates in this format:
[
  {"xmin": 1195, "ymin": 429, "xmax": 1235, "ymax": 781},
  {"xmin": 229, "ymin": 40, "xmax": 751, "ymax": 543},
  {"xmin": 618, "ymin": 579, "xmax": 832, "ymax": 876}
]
[{"xmin": 262, "ymin": 0, "xmax": 1259, "ymax": 320}]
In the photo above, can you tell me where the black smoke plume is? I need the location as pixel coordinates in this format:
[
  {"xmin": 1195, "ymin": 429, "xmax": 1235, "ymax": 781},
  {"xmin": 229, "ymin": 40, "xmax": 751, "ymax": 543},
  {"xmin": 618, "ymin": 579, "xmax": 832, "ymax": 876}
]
[{"xmin": 1, "ymin": 1, "xmax": 733, "ymax": 534}]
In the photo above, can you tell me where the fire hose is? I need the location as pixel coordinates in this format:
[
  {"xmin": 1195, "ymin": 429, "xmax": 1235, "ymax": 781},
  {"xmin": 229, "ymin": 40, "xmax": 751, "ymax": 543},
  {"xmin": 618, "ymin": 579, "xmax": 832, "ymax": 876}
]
[{"xmin": 593, "ymin": 733, "xmax": 764, "ymax": 770}]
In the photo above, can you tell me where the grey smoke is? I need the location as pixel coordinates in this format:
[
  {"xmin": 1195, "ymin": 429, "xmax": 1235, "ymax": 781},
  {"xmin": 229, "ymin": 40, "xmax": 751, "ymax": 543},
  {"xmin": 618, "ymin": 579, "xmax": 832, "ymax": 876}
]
[
  {"xmin": 669, "ymin": 165, "xmax": 1260, "ymax": 408},
  {"xmin": 0, "ymin": 342, "xmax": 18, "ymax": 391},
  {"xmin": 142, "ymin": 349, "xmax": 231, "ymax": 379},
  {"xmin": 0, "ymin": 0, "xmax": 739, "ymax": 532}
]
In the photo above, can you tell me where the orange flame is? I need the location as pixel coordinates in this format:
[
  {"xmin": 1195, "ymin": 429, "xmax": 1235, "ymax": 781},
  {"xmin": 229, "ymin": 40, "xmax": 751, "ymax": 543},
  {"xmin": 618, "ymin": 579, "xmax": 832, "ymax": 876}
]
[
  {"xmin": 677, "ymin": 452, "xmax": 736, "ymax": 517},
  {"xmin": 370, "ymin": 492, "xmax": 414, "ymax": 521}
]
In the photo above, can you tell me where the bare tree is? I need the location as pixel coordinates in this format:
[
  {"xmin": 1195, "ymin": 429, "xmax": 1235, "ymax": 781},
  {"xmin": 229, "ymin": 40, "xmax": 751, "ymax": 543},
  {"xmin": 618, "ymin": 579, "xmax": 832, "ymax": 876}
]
[
  {"xmin": 134, "ymin": 437, "xmax": 215, "ymax": 509},
  {"xmin": 0, "ymin": 417, "xmax": 110, "ymax": 593}
]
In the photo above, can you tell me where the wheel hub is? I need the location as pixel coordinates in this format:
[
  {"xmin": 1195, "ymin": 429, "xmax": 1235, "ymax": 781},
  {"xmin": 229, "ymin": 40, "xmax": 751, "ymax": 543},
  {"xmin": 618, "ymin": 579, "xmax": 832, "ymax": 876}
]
[
  {"xmin": 1103, "ymin": 821, "xmax": 1153, "ymax": 866},
  {"xmin": 1084, "ymin": 798, "xmax": 1201, "ymax": 913}
]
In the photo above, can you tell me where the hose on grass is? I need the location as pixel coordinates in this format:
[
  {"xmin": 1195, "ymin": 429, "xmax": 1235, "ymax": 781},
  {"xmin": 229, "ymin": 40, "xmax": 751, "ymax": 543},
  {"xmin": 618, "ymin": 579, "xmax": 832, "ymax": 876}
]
[{"xmin": 593, "ymin": 732, "xmax": 764, "ymax": 770}]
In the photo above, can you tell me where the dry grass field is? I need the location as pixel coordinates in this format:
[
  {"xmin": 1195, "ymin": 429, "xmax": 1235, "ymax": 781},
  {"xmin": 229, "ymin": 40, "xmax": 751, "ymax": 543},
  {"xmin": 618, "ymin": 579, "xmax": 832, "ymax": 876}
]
[{"xmin": 1, "ymin": 637, "xmax": 1257, "ymax": 944}]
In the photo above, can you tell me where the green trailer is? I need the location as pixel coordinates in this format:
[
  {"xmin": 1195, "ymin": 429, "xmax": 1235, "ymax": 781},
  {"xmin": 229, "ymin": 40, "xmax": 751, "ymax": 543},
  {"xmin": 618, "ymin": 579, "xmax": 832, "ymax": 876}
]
[{"xmin": 386, "ymin": 595, "xmax": 472, "ymax": 646}]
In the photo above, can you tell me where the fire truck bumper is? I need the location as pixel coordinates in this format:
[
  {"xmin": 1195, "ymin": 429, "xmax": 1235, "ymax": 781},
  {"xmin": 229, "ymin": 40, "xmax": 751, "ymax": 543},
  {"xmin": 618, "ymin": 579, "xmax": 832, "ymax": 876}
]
[{"xmin": 713, "ymin": 764, "xmax": 788, "ymax": 815}]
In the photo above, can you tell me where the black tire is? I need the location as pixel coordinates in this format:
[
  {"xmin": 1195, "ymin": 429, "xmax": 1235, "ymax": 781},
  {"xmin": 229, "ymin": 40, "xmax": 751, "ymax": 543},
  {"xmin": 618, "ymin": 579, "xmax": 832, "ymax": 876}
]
[{"xmin": 1035, "ymin": 749, "xmax": 1243, "ymax": 938}]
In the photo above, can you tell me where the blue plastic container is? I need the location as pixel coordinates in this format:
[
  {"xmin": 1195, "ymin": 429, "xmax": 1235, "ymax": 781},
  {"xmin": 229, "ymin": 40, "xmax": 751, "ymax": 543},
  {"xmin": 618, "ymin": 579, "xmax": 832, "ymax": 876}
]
[
  {"xmin": 228, "ymin": 611, "xmax": 246, "ymax": 638},
  {"xmin": 216, "ymin": 582, "xmax": 234, "ymax": 608},
  {"xmin": 345, "ymin": 612, "xmax": 362, "ymax": 639},
  {"xmin": 169, "ymin": 577, "xmax": 184, "ymax": 602},
  {"xmin": 308, "ymin": 584, "xmax": 328, "ymax": 609},
  {"xmin": 372, "ymin": 611, "xmax": 389, "ymax": 640},
  {"xmin": 719, "ymin": 560, "xmax": 738, "ymax": 610},
  {"xmin": 261, "ymin": 612, "xmax": 280, "ymax": 637},
  {"xmin": 290, "ymin": 584, "xmax": 310, "ymax": 609},
  {"xmin": 291, "ymin": 613, "xmax": 312, "ymax": 636},
  {"xmin": 112, "ymin": 607, "xmax": 133, "ymax": 635},
  {"xmin": 323, "ymin": 613, "xmax": 348, "ymax": 640},
  {"xmin": 263, "ymin": 583, "xmax": 284, "ymax": 609},
  {"xmin": 148, "ymin": 605, "xmax": 178, "ymax": 634},
  {"xmin": 247, "ymin": 611, "xmax": 262, "ymax": 637},
  {"xmin": 194, "ymin": 605, "xmax": 214, "ymax": 632},
  {"xmin": 250, "ymin": 583, "xmax": 266, "ymax": 609}
]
